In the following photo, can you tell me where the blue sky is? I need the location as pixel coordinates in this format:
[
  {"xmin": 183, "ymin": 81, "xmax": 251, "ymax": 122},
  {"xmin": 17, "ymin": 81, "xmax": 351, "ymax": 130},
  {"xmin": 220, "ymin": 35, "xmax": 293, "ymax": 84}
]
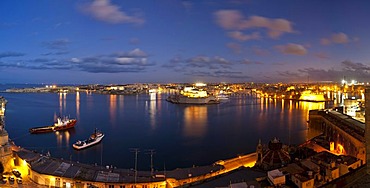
[{"xmin": 1, "ymin": 0, "xmax": 370, "ymax": 84}]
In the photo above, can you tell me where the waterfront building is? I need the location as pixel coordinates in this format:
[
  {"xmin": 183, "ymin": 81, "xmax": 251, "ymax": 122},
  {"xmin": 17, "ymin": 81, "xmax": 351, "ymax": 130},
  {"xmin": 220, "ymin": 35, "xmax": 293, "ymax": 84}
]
[{"xmin": 0, "ymin": 97, "xmax": 12, "ymax": 173}]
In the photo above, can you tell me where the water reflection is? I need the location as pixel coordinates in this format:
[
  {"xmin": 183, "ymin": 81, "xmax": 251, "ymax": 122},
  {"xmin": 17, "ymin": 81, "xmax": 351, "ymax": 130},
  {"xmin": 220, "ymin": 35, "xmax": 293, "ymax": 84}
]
[
  {"xmin": 109, "ymin": 95, "xmax": 117, "ymax": 125},
  {"xmin": 59, "ymin": 93, "xmax": 66, "ymax": 114},
  {"xmin": 183, "ymin": 106, "xmax": 207, "ymax": 137},
  {"xmin": 149, "ymin": 93, "xmax": 156, "ymax": 128},
  {"xmin": 56, "ymin": 131, "xmax": 70, "ymax": 147},
  {"xmin": 76, "ymin": 92, "xmax": 80, "ymax": 120}
]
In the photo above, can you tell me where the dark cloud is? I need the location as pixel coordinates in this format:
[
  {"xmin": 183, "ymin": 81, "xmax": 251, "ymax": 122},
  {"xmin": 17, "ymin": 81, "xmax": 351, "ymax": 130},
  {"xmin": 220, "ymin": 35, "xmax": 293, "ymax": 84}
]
[
  {"xmin": 164, "ymin": 55, "xmax": 232, "ymax": 71},
  {"xmin": 275, "ymin": 60, "xmax": 370, "ymax": 82},
  {"xmin": 0, "ymin": 49, "xmax": 154, "ymax": 73},
  {"xmin": 0, "ymin": 58, "xmax": 73, "ymax": 70},
  {"xmin": 240, "ymin": 59, "xmax": 263, "ymax": 65},
  {"xmin": 0, "ymin": 52, "xmax": 25, "ymax": 58},
  {"xmin": 341, "ymin": 60, "xmax": 370, "ymax": 71},
  {"xmin": 41, "ymin": 51, "xmax": 69, "ymax": 56},
  {"xmin": 278, "ymin": 70, "xmax": 302, "ymax": 78},
  {"xmin": 42, "ymin": 39, "xmax": 70, "ymax": 50},
  {"xmin": 70, "ymin": 48, "xmax": 154, "ymax": 73},
  {"xmin": 186, "ymin": 70, "xmax": 250, "ymax": 79}
]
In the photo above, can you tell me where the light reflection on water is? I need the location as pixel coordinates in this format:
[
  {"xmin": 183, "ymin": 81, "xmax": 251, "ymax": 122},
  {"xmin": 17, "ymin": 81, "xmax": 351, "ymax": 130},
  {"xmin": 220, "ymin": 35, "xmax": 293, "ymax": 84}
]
[
  {"xmin": 3, "ymin": 92, "xmax": 333, "ymax": 170},
  {"xmin": 183, "ymin": 106, "xmax": 207, "ymax": 138}
]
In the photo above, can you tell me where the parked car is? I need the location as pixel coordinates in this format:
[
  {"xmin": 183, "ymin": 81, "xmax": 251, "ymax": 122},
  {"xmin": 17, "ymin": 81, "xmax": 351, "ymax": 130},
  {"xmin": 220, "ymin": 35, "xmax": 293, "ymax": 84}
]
[
  {"xmin": 8, "ymin": 176, "xmax": 15, "ymax": 183},
  {"xmin": 1, "ymin": 175, "xmax": 6, "ymax": 183},
  {"xmin": 16, "ymin": 177, "xmax": 22, "ymax": 184},
  {"xmin": 12, "ymin": 169, "xmax": 21, "ymax": 178}
]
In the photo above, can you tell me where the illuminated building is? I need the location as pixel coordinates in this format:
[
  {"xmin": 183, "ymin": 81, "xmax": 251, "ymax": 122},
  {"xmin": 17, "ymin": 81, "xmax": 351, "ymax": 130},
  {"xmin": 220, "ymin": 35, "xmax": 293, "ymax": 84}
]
[{"xmin": 0, "ymin": 97, "xmax": 13, "ymax": 173}]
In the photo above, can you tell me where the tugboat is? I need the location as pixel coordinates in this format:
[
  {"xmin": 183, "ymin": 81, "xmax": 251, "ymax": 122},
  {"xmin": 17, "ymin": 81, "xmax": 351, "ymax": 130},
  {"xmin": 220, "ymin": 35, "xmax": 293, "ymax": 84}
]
[
  {"xmin": 29, "ymin": 116, "xmax": 77, "ymax": 134},
  {"xmin": 73, "ymin": 129, "xmax": 104, "ymax": 150}
]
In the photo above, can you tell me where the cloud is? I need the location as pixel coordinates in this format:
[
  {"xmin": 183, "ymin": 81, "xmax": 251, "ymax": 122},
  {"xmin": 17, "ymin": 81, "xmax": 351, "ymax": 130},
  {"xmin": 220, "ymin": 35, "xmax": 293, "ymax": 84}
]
[
  {"xmin": 275, "ymin": 43, "xmax": 307, "ymax": 55},
  {"xmin": 320, "ymin": 32, "xmax": 355, "ymax": 45},
  {"xmin": 315, "ymin": 52, "xmax": 329, "ymax": 59},
  {"xmin": 226, "ymin": 43, "xmax": 242, "ymax": 54},
  {"xmin": 163, "ymin": 55, "xmax": 261, "ymax": 80},
  {"xmin": 81, "ymin": 0, "xmax": 144, "ymax": 24},
  {"xmin": 275, "ymin": 60, "xmax": 370, "ymax": 82},
  {"xmin": 252, "ymin": 47, "xmax": 270, "ymax": 56},
  {"xmin": 41, "ymin": 51, "xmax": 69, "ymax": 56},
  {"xmin": 227, "ymin": 31, "xmax": 260, "ymax": 41},
  {"xmin": 185, "ymin": 70, "xmax": 251, "ymax": 79},
  {"xmin": 240, "ymin": 59, "xmax": 263, "ymax": 65},
  {"xmin": 164, "ymin": 55, "xmax": 233, "ymax": 71},
  {"xmin": 341, "ymin": 60, "xmax": 370, "ymax": 71},
  {"xmin": 71, "ymin": 49, "xmax": 154, "ymax": 73},
  {"xmin": 0, "ymin": 49, "xmax": 154, "ymax": 73},
  {"xmin": 42, "ymin": 39, "xmax": 70, "ymax": 50},
  {"xmin": 0, "ymin": 58, "xmax": 73, "ymax": 70},
  {"xmin": 187, "ymin": 56, "xmax": 215, "ymax": 68},
  {"xmin": 214, "ymin": 10, "xmax": 294, "ymax": 39},
  {"xmin": 0, "ymin": 52, "xmax": 25, "ymax": 59}
]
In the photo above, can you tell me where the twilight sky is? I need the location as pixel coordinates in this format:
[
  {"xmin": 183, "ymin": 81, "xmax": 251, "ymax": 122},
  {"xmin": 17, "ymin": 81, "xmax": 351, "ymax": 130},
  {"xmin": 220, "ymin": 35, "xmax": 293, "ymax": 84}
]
[{"xmin": 1, "ymin": 0, "xmax": 370, "ymax": 84}]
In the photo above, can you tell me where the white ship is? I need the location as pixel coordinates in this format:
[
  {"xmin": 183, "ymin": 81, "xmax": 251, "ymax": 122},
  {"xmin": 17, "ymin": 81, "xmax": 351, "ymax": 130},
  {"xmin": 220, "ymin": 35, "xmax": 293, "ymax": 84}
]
[{"xmin": 73, "ymin": 129, "xmax": 104, "ymax": 150}]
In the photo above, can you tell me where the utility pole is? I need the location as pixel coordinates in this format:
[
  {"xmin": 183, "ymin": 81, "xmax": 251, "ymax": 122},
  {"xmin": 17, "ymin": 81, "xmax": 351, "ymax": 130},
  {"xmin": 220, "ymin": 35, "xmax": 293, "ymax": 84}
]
[
  {"xmin": 130, "ymin": 148, "xmax": 140, "ymax": 186},
  {"xmin": 145, "ymin": 149, "xmax": 156, "ymax": 177}
]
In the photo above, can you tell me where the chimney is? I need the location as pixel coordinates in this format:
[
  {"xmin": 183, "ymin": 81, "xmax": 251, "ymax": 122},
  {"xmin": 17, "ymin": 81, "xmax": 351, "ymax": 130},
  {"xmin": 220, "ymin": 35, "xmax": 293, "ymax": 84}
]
[{"xmin": 365, "ymin": 89, "xmax": 370, "ymax": 174}]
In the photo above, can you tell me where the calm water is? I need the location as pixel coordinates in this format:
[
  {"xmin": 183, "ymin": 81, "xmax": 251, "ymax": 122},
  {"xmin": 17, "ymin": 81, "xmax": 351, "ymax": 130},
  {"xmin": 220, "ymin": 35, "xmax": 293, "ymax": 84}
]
[{"xmin": 0, "ymin": 85, "xmax": 330, "ymax": 171}]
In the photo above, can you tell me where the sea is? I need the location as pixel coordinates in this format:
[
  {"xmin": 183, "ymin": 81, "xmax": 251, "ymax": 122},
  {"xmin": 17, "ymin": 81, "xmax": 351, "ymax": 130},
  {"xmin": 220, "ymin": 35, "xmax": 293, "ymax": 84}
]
[{"xmin": 0, "ymin": 84, "xmax": 333, "ymax": 171}]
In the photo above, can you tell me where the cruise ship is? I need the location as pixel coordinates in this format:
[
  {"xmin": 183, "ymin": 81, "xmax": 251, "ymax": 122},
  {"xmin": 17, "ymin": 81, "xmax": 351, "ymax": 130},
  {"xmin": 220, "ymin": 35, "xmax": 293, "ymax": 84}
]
[{"xmin": 166, "ymin": 86, "xmax": 219, "ymax": 104}]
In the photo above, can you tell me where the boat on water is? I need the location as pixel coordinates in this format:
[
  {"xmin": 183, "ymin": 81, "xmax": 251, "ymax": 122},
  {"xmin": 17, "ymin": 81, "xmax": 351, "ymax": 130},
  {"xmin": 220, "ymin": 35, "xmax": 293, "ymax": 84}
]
[
  {"xmin": 73, "ymin": 129, "xmax": 104, "ymax": 150},
  {"xmin": 217, "ymin": 93, "xmax": 229, "ymax": 100},
  {"xmin": 29, "ymin": 116, "xmax": 77, "ymax": 134},
  {"xmin": 166, "ymin": 86, "xmax": 219, "ymax": 104}
]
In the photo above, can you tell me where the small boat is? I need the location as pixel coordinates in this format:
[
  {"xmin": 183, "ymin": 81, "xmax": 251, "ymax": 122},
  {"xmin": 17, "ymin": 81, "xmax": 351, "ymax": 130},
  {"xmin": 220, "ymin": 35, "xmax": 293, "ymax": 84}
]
[
  {"xmin": 29, "ymin": 116, "xmax": 77, "ymax": 134},
  {"xmin": 73, "ymin": 129, "xmax": 104, "ymax": 150}
]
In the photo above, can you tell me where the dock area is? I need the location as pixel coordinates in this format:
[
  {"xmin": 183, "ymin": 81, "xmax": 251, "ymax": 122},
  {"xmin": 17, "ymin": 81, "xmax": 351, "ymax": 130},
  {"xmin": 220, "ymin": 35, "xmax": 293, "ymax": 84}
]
[{"xmin": 11, "ymin": 146, "xmax": 257, "ymax": 188}]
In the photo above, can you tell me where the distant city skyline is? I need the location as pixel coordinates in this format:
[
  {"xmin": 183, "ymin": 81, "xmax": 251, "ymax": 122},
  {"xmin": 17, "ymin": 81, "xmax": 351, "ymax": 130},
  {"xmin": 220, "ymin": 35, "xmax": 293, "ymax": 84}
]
[{"xmin": 1, "ymin": 0, "xmax": 370, "ymax": 84}]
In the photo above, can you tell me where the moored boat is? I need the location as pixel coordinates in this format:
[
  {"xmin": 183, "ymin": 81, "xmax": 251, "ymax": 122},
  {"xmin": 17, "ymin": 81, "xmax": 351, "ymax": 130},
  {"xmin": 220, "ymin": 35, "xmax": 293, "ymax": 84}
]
[
  {"xmin": 29, "ymin": 116, "xmax": 77, "ymax": 134},
  {"xmin": 73, "ymin": 129, "xmax": 104, "ymax": 150}
]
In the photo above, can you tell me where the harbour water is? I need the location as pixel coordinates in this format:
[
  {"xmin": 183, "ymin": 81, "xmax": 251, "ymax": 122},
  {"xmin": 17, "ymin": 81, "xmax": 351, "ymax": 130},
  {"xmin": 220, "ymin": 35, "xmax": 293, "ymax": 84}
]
[{"xmin": 0, "ymin": 84, "xmax": 330, "ymax": 171}]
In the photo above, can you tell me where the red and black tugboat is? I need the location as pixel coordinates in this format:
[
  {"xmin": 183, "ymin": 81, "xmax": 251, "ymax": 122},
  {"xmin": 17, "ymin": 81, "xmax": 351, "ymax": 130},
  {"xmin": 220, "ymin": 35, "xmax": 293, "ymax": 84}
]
[{"xmin": 29, "ymin": 116, "xmax": 77, "ymax": 134}]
